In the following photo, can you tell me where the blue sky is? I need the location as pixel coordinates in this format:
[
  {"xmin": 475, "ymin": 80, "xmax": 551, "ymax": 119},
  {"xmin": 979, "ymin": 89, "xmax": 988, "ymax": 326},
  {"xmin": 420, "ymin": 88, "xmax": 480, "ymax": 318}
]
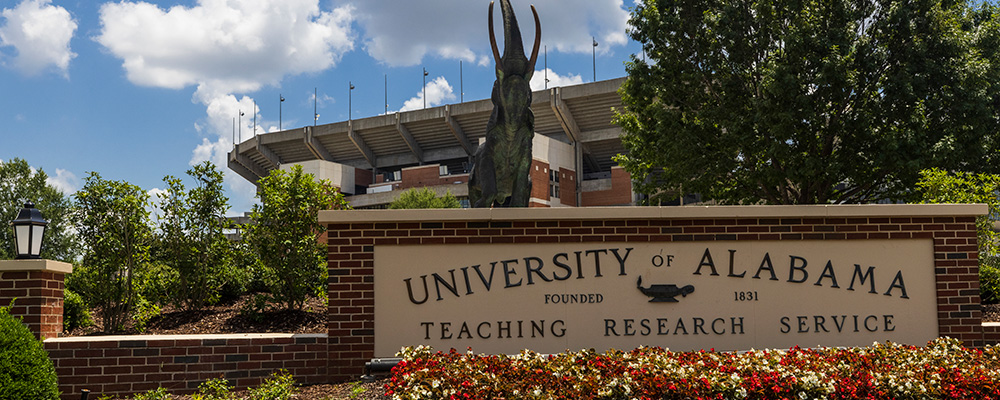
[{"xmin": 0, "ymin": 0, "xmax": 641, "ymax": 213}]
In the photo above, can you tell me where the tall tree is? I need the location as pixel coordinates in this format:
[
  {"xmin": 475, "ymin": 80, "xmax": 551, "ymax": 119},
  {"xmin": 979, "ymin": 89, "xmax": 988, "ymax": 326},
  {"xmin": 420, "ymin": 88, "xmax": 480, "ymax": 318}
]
[
  {"xmin": 0, "ymin": 158, "xmax": 78, "ymax": 262},
  {"xmin": 615, "ymin": 0, "xmax": 1000, "ymax": 204},
  {"xmin": 244, "ymin": 165, "xmax": 350, "ymax": 310},
  {"xmin": 73, "ymin": 173, "xmax": 152, "ymax": 332},
  {"xmin": 154, "ymin": 162, "xmax": 232, "ymax": 310}
]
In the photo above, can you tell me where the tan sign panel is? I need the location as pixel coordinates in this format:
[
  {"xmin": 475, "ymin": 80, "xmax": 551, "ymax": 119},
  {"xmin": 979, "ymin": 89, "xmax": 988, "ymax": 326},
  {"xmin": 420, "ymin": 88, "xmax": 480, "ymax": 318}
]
[{"xmin": 374, "ymin": 240, "xmax": 937, "ymax": 356}]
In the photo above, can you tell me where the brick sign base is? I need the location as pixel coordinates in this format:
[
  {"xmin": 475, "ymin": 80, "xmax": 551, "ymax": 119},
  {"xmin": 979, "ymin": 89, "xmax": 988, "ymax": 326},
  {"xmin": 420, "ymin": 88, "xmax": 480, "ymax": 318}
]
[{"xmin": 322, "ymin": 205, "xmax": 988, "ymax": 381}]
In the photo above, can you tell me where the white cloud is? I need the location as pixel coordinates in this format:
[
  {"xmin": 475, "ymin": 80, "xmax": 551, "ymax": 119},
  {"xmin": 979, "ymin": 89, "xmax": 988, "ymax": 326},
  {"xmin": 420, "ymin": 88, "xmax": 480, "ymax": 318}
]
[
  {"xmin": 530, "ymin": 68, "xmax": 584, "ymax": 91},
  {"xmin": 340, "ymin": 0, "xmax": 629, "ymax": 67},
  {"xmin": 0, "ymin": 0, "xmax": 77, "ymax": 77},
  {"xmin": 97, "ymin": 0, "xmax": 355, "ymax": 95},
  {"xmin": 146, "ymin": 187, "xmax": 169, "ymax": 222},
  {"xmin": 97, "ymin": 0, "xmax": 356, "ymax": 211},
  {"xmin": 400, "ymin": 76, "xmax": 456, "ymax": 112},
  {"xmin": 190, "ymin": 92, "xmax": 260, "ymax": 210},
  {"xmin": 45, "ymin": 168, "xmax": 79, "ymax": 194}
]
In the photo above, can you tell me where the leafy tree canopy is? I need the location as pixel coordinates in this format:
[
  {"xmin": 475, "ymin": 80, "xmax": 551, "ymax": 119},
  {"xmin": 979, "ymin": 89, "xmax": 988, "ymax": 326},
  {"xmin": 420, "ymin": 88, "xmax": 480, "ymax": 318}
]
[
  {"xmin": 245, "ymin": 165, "xmax": 350, "ymax": 310},
  {"xmin": 153, "ymin": 161, "xmax": 232, "ymax": 311},
  {"xmin": 615, "ymin": 0, "xmax": 1000, "ymax": 204},
  {"xmin": 389, "ymin": 188, "xmax": 462, "ymax": 209},
  {"xmin": 73, "ymin": 172, "xmax": 153, "ymax": 332},
  {"xmin": 0, "ymin": 158, "xmax": 79, "ymax": 262}
]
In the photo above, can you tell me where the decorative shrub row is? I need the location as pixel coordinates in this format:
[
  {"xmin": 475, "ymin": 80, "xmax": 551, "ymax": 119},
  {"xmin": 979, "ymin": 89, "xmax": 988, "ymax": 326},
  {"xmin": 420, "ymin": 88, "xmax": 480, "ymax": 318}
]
[{"xmin": 386, "ymin": 338, "xmax": 1000, "ymax": 400}]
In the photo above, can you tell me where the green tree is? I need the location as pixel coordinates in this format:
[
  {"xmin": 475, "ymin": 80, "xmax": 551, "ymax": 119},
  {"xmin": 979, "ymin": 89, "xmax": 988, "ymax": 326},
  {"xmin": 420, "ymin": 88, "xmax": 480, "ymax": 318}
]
[
  {"xmin": 244, "ymin": 165, "xmax": 350, "ymax": 310},
  {"xmin": 389, "ymin": 188, "xmax": 462, "ymax": 209},
  {"xmin": 73, "ymin": 173, "xmax": 152, "ymax": 332},
  {"xmin": 153, "ymin": 162, "xmax": 232, "ymax": 310},
  {"xmin": 917, "ymin": 168, "xmax": 1000, "ymax": 303},
  {"xmin": 0, "ymin": 158, "xmax": 79, "ymax": 262},
  {"xmin": 615, "ymin": 0, "xmax": 1000, "ymax": 205}
]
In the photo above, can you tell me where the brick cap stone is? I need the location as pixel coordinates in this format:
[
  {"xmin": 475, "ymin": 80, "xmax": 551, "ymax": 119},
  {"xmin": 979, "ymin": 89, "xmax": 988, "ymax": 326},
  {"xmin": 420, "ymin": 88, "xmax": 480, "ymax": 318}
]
[
  {"xmin": 320, "ymin": 203, "xmax": 989, "ymax": 223},
  {"xmin": 44, "ymin": 332, "xmax": 327, "ymax": 343},
  {"xmin": 0, "ymin": 259, "xmax": 72, "ymax": 274}
]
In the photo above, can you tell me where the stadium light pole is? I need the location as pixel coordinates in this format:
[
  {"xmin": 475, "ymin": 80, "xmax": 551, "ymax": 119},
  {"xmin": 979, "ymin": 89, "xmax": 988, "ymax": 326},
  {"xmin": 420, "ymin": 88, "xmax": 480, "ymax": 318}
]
[
  {"xmin": 279, "ymin": 94, "xmax": 285, "ymax": 131},
  {"xmin": 423, "ymin": 67, "xmax": 429, "ymax": 109},
  {"xmin": 252, "ymin": 100, "xmax": 256, "ymax": 137},
  {"xmin": 545, "ymin": 45, "xmax": 549, "ymax": 89},
  {"xmin": 349, "ymin": 81, "xmax": 355, "ymax": 121},
  {"xmin": 385, "ymin": 74, "xmax": 389, "ymax": 115},
  {"xmin": 314, "ymin": 87, "xmax": 319, "ymax": 126},
  {"xmin": 592, "ymin": 36, "xmax": 599, "ymax": 82},
  {"xmin": 238, "ymin": 110, "xmax": 244, "ymax": 143},
  {"xmin": 460, "ymin": 61, "xmax": 464, "ymax": 103}
]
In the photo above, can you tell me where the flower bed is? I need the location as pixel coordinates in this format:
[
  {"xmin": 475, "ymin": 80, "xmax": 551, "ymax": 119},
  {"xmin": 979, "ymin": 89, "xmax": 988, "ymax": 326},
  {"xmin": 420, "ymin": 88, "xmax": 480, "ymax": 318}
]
[{"xmin": 385, "ymin": 338, "xmax": 1000, "ymax": 400}]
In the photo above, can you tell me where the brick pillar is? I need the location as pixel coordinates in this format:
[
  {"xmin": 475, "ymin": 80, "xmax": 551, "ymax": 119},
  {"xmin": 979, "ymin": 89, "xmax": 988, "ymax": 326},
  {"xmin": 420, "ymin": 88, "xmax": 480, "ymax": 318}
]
[{"xmin": 0, "ymin": 259, "xmax": 73, "ymax": 340}]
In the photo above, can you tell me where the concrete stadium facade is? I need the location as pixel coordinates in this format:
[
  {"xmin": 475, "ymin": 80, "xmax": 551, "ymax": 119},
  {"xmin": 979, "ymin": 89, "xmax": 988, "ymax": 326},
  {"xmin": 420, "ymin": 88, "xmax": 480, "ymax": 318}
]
[{"xmin": 227, "ymin": 78, "xmax": 636, "ymax": 208}]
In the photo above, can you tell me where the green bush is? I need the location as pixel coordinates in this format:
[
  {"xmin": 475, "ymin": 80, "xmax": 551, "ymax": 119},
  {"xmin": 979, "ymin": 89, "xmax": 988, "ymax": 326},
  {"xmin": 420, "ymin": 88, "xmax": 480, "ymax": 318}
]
[
  {"xmin": 0, "ymin": 305, "xmax": 59, "ymax": 400},
  {"xmin": 245, "ymin": 165, "xmax": 349, "ymax": 310},
  {"xmin": 131, "ymin": 296, "xmax": 161, "ymax": 333},
  {"xmin": 131, "ymin": 387, "xmax": 172, "ymax": 400},
  {"xmin": 134, "ymin": 263, "xmax": 179, "ymax": 306},
  {"xmin": 62, "ymin": 289, "xmax": 93, "ymax": 332},
  {"xmin": 246, "ymin": 371, "xmax": 296, "ymax": 400},
  {"xmin": 389, "ymin": 188, "xmax": 461, "ymax": 209},
  {"xmin": 918, "ymin": 169, "xmax": 1000, "ymax": 304},
  {"xmin": 982, "ymin": 256, "xmax": 1000, "ymax": 304},
  {"xmin": 191, "ymin": 377, "xmax": 232, "ymax": 400}
]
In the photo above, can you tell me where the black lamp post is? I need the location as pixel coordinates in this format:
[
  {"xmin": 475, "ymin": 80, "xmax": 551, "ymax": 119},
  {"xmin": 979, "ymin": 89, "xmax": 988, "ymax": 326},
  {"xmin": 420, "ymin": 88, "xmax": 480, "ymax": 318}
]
[{"xmin": 11, "ymin": 202, "xmax": 47, "ymax": 259}]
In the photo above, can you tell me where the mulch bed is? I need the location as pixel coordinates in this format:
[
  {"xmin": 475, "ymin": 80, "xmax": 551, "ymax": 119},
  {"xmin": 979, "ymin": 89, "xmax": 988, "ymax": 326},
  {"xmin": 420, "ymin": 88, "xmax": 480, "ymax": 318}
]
[
  {"xmin": 103, "ymin": 380, "xmax": 389, "ymax": 400},
  {"xmin": 983, "ymin": 303, "xmax": 1000, "ymax": 323},
  {"xmin": 66, "ymin": 294, "xmax": 326, "ymax": 336}
]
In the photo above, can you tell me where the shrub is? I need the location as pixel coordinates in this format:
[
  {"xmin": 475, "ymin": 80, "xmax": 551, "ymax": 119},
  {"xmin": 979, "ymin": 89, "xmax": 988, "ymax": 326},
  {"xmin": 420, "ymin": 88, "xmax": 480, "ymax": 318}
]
[
  {"xmin": 389, "ymin": 188, "xmax": 461, "ymax": 209},
  {"xmin": 246, "ymin": 370, "xmax": 296, "ymax": 400},
  {"xmin": 0, "ymin": 305, "xmax": 59, "ymax": 400},
  {"xmin": 153, "ymin": 162, "xmax": 234, "ymax": 311},
  {"xmin": 245, "ymin": 165, "xmax": 350, "ymax": 310},
  {"xmin": 131, "ymin": 296, "xmax": 161, "ymax": 333},
  {"xmin": 191, "ymin": 377, "xmax": 232, "ymax": 400},
  {"xmin": 73, "ymin": 173, "xmax": 153, "ymax": 332},
  {"xmin": 131, "ymin": 387, "xmax": 172, "ymax": 400},
  {"xmin": 918, "ymin": 169, "xmax": 1000, "ymax": 304},
  {"xmin": 982, "ymin": 255, "xmax": 1000, "ymax": 304},
  {"xmin": 62, "ymin": 288, "xmax": 92, "ymax": 332},
  {"xmin": 135, "ymin": 263, "xmax": 179, "ymax": 306}
]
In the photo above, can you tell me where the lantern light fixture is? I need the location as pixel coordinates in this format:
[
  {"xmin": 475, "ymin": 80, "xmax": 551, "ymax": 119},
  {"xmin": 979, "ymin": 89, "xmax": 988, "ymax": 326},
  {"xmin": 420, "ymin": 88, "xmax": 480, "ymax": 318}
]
[{"xmin": 10, "ymin": 202, "xmax": 47, "ymax": 259}]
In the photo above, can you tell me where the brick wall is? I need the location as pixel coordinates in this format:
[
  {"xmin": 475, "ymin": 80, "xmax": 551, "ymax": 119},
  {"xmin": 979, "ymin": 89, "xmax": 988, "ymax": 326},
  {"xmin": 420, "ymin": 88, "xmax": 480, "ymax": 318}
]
[
  {"xmin": 581, "ymin": 166, "xmax": 633, "ymax": 206},
  {"xmin": 355, "ymin": 167, "xmax": 373, "ymax": 188},
  {"xmin": 44, "ymin": 334, "xmax": 327, "ymax": 399},
  {"xmin": 324, "ymin": 206, "xmax": 987, "ymax": 381},
  {"xmin": 559, "ymin": 167, "xmax": 577, "ymax": 207},
  {"xmin": 399, "ymin": 165, "xmax": 441, "ymax": 189},
  {"xmin": 1, "ymin": 267, "xmax": 66, "ymax": 340},
  {"xmin": 530, "ymin": 160, "xmax": 550, "ymax": 203},
  {"xmin": 396, "ymin": 165, "xmax": 468, "ymax": 191}
]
